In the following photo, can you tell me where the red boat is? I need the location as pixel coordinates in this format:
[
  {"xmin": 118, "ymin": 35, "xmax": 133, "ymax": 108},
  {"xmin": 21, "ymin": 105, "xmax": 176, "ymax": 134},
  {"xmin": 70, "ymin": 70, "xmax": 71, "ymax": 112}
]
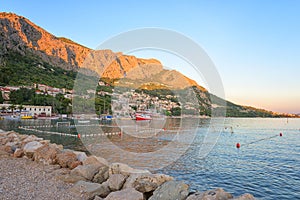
[{"xmin": 135, "ymin": 113, "xmax": 152, "ymax": 121}]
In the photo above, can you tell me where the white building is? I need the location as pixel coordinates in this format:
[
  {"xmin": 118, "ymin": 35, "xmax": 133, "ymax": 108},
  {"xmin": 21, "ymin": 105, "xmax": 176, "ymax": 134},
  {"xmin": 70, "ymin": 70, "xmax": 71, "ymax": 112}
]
[
  {"xmin": 23, "ymin": 105, "xmax": 52, "ymax": 116},
  {"xmin": 0, "ymin": 104, "xmax": 52, "ymax": 117}
]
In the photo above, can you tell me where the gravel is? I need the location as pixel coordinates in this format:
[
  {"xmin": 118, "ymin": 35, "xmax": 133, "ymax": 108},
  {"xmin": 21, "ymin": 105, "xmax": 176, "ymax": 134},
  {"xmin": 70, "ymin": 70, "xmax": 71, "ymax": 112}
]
[{"xmin": 0, "ymin": 156, "xmax": 81, "ymax": 200}]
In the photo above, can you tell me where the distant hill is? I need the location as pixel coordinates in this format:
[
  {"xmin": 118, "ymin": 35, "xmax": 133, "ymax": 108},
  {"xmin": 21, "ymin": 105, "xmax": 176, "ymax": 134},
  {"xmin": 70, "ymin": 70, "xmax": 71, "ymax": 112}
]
[{"xmin": 0, "ymin": 12, "xmax": 297, "ymax": 117}]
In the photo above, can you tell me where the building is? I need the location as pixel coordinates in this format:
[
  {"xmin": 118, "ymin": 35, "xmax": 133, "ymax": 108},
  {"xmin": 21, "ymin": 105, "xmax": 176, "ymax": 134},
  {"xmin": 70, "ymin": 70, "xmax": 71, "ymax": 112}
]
[
  {"xmin": 0, "ymin": 104, "xmax": 52, "ymax": 117},
  {"xmin": 23, "ymin": 105, "xmax": 52, "ymax": 116}
]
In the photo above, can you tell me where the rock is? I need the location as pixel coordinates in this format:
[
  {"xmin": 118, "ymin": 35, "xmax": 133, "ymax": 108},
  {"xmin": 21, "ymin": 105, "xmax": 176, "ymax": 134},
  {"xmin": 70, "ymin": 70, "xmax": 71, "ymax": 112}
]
[
  {"xmin": 108, "ymin": 174, "xmax": 127, "ymax": 191},
  {"xmin": 33, "ymin": 144, "xmax": 61, "ymax": 165},
  {"xmin": 5, "ymin": 142, "xmax": 19, "ymax": 152},
  {"xmin": 94, "ymin": 196, "xmax": 104, "ymax": 200},
  {"xmin": 124, "ymin": 173, "xmax": 174, "ymax": 193},
  {"xmin": 70, "ymin": 164, "xmax": 101, "ymax": 180},
  {"xmin": 149, "ymin": 180, "xmax": 189, "ymax": 200},
  {"xmin": 70, "ymin": 180, "xmax": 110, "ymax": 199},
  {"xmin": 23, "ymin": 141, "xmax": 43, "ymax": 158},
  {"xmin": 13, "ymin": 148, "xmax": 24, "ymax": 158},
  {"xmin": 40, "ymin": 140, "xmax": 51, "ymax": 145},
  {"xmin": 186, "ymin": 188, "xmax": 233, "ymax": 200},
  {"xmin": 56, "ymin": 174, "xmax": 87, "ymax": 183},
  {"xmin": 56, "ymin": 151, "xmax": 78, "ymax": 168},
  {"xmin": 73, "ymin": 151, "xmax": 88, "ymax": 162},
  {"xmin": 69, "ymin": 160, "xmax": 82, "ymax": 169},
  {"xmin": 0, "ymin": 145, "xmax": 13, "ymax": 154},
  {"xmin": 109, "ymin": 163, "xmax": 150, "ymax": 176},
  {"xmin": 105, "ymin": 188, "xmax": 144, "ymax": 200},
  {"xmin": 7, "ymin": 132, "xmax": 18, "ymax": 139},
  {"xmin": 22, "ymin": 135, "xmax": 39, "ymax": 144},
  {"xmin": 0, "ymin": 137, "xmax": 10, "ymax": 145},
  {"xmin": 232, "ymin": 193, "xmax": 256, "ymax": 200},
  {"xmin": 83, "ymin": 155, "xmax": 108, "ymax": 167},
  {"xmin": 93, "ymin": 166, "xmax": 109, "ymax": 184}
]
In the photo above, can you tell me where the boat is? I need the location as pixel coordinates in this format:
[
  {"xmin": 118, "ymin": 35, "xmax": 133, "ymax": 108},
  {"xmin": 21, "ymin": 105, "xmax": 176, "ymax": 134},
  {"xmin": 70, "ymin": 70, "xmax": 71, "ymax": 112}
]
[
  {"xmin": 101, "ymin": 115, "xmax": 113, "ymax": 121},
  {"xmin": 78, "ymin": 120, "xmax": 90, "ymax": 124},
  {"xmin": 135, "ymin": 113, "xmax": 152, "ymax": 121},
  {"xmin": 21, "ymin": 115, "xmax": 33, "ymax": 119}
]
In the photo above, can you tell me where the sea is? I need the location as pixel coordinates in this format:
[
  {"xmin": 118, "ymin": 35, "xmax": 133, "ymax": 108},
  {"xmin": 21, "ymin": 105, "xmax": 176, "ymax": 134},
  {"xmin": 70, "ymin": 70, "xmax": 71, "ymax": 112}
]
[{"xmin": 0, "ymin": 117, "xmax": 299, "ymax": 200}]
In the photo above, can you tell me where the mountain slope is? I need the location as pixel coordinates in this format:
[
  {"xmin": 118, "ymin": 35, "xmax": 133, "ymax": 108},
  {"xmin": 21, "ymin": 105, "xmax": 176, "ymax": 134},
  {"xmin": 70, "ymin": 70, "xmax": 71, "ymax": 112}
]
[{"xmin": 0, "ymin": 12, "xmax": 202, "ymax": 90}]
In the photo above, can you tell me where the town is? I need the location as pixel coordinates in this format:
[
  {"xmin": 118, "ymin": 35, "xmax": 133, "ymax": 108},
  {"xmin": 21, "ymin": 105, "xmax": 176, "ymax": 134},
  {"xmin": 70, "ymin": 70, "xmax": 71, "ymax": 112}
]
[{"xmin": 0, "ymin": 80, "xmax": 199, "ymax": 120}]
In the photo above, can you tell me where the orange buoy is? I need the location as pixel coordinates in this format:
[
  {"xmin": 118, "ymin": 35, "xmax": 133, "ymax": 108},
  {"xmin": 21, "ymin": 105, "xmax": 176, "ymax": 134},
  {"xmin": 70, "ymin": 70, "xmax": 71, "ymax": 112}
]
[
  {"xmin": 236, "ymin": 143, "xmax": 241, "ymax": 148},
  {"xmin": 77, "ymin": 134, "xmax": 81, "ymax": 139},
  {"xmin": 279, "ymin": 132, "xmax": 283, "ymax": 137},
  {"xmin": 118, "ymin": 132, "xmax": 122, "ymax": 136}
]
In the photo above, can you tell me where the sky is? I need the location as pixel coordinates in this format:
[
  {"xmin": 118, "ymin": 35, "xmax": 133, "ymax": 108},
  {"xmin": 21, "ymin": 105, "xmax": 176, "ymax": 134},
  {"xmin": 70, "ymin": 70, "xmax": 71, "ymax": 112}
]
[{"xmin": 1, "ymin": 0, "xmax": 300, "ymax": 113}]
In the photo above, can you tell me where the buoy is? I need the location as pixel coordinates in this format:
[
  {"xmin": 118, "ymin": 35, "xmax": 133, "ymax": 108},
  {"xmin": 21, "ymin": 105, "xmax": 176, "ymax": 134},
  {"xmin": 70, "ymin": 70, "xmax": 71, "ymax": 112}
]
[
  {"xmin": 279, "ymin": 132, "xmax": 283, "ymax": 137},
  {"xmin": 236, "ymin": 143, "xmax": 241, "ymax": 148},
  {"xmin": 77, "ymin": 134, "xmax": 81, "ymax": 139},
  {"xmin": 118, "ymin": 132, "xmax": 122, "ymax": 137}
]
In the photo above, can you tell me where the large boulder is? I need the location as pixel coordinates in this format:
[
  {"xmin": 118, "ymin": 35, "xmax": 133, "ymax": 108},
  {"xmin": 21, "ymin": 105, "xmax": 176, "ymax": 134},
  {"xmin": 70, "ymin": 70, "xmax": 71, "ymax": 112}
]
[
  {"xmin": 70, "ymin": 164, "xmax": 101, "ymax": 181},
  {"xmin": 56, "ymin": 151, "xmax": 79, "ymax": 169},
  {"xmin": 149, "ymin": 180, "xmax": 189, "ymax": 200},
  {"xmin": 124, "ymin": 173, "xmax": 173, "ymax": 193},
  {"xmin": 73, "ymin": 151, "xmax": 88, "ymax": 162},
  {"xmin": 109, "ymin": 163, "xmax": 150, "ymax": 176},
  {"xmin": 93, "ymin": 166, "xmax": 109, "ymax": 184},
  {"xmin": 232, "ymin": 193, "xmax": 256, "ymax": 200},
  {"xmin": 108, "ymin": 174, "xmax": 127, "ymax": 191},
  {"xmin": 33, "ymin": 143, "xmax": 62, "ymax": 165},
  {"xmin": 105, "ymin": 188, "xmax": 144, "ymax": 200},
  {"xmin": 83, "ymin": 155, "xmax": 108, "ymax": 166},
  {"xmin": 22, "ymin": 135, "xmax": 42, "ymax": 144},
  {"xmin": 70, "ymin": 180, "xmax": 110, "ymax": 199},
  {"xmin": 23, "ymin": 141, "xmax": 43, "ymax": 158},
  {"xmin": 186, "ymin": 188, "xmax": 233, "ymax": 200}
]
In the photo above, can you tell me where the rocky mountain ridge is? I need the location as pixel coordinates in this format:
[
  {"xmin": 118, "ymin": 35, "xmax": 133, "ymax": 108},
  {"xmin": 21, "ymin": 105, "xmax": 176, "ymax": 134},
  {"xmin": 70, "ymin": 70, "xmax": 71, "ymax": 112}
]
[{"xmin": 0, "ymin": 12, "xmax": 203, "ymax": 90}]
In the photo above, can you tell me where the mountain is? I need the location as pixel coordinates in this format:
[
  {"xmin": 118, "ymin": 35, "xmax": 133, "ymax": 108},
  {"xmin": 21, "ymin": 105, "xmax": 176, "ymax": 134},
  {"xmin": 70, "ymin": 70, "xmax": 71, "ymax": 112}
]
[
  {"xmin": 0, "ymin": 12, "xmax": 203, "ymax": 91},
  {"xmin": 0, "ymin": 12, "xmax": 296, "ymax": 117}
]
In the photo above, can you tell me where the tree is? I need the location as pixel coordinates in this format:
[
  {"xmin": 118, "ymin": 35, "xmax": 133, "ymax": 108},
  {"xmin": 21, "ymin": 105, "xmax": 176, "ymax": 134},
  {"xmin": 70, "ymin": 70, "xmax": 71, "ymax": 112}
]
[
  {"xmin": 8, "ymin": 104, "xmax": 16, "ymax": 114},
  {"xmin": 0, "ymin": 93, "xmax": 4, "ymax": 104},
  {"xmin": 1, "ymin": 106, "xmax": 6, "ymax": 114},
  {"xmin": 18, "ymin": 104, "xmax": 24, "ymax": 113}
]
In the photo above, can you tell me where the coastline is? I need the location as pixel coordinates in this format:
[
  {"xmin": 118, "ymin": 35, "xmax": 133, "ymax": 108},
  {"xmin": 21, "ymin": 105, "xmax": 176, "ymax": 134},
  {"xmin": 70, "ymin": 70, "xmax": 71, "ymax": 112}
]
[{"xmin": 0, "ymin": 129, "xmax": 255, "ymax": 200}]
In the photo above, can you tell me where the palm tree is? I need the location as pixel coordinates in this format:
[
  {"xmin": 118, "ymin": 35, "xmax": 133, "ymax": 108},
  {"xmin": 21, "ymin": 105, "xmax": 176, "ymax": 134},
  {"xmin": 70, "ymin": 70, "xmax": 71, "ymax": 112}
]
[
  {"xmin": 1, "ymin": 106, "xmax": 6, "ymax": 114},
  {"xmin": 8, "ymin": 104, "xmax": 16, "ymax": 115},
  {"xmin": 18, "ymin": 104, "xmax": 24, "ymax": 114}
]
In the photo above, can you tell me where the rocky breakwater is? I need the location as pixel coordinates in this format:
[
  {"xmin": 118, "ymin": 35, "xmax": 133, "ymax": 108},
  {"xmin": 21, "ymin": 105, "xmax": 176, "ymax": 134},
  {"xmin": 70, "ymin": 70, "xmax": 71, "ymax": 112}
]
[{"xmin": 0, "ymin": 129, "xmax": 256, "ymax": 200}]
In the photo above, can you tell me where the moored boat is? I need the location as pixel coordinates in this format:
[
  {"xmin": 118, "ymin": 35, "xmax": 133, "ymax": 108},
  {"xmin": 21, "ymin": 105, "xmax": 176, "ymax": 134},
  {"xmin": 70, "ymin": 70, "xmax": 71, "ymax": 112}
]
[
  {"xmin": 21, "ymin": 115, "xmax": 33, "ymax": 119},
  {"xmin": 135, "ymin": 113, "xmax": 152, "ymax": 121}
]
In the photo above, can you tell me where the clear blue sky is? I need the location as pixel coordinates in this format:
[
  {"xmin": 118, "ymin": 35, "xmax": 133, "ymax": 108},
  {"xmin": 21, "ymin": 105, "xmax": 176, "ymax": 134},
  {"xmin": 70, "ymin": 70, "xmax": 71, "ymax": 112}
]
[{"xmin": 2, "ymin": 0, "xmax": 300, "ymax": 113}]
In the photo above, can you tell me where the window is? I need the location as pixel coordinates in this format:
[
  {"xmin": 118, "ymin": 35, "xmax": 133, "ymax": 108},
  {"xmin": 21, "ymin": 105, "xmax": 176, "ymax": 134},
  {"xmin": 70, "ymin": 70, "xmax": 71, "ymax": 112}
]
[
  {"xmin": 34, "ymin": 108, "xmax": 36, "ymax": 111},
  {"xmin": 39, "ymin": 108, "xmax": 41, "ymax": 111}
]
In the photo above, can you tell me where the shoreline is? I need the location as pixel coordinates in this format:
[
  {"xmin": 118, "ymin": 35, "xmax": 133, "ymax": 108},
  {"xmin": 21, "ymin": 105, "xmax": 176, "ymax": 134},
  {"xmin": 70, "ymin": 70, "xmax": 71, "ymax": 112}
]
[{"xmin": 0, "ymin": 129, "xmax": 255, "ymax": 200}]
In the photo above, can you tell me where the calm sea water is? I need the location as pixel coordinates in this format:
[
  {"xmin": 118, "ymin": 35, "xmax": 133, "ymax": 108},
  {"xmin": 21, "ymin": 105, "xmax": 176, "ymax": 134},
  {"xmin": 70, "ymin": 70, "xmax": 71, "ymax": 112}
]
[{"xmin": 0, "ymin": 118, "xmax": 299, "ymax": 199}]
